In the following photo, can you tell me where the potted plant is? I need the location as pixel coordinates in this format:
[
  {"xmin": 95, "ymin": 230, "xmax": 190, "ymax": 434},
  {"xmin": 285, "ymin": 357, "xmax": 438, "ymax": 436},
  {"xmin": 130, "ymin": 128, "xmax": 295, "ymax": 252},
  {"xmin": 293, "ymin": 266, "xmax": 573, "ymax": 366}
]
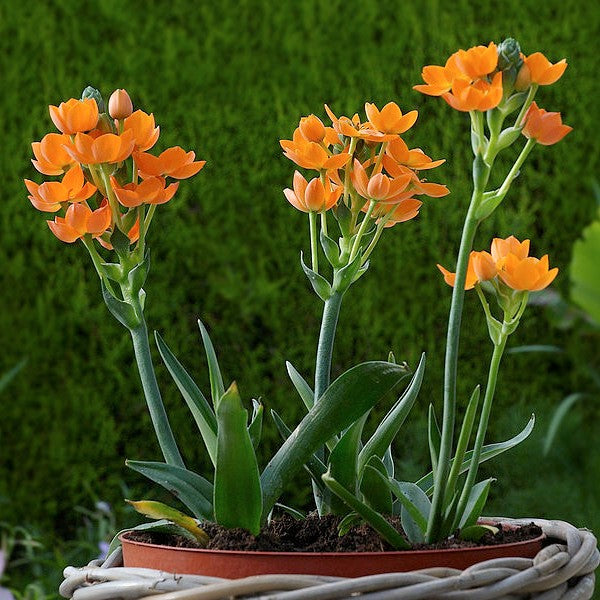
[{"xmin": 25, "ymin": 39, "xmax": 597, "ymax": 593}]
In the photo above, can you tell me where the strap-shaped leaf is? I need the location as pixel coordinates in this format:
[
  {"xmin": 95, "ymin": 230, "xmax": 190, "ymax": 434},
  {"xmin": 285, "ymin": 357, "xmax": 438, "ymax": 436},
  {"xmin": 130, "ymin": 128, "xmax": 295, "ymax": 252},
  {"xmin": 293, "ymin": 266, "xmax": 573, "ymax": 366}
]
[
  {"xmin": 270, "ymin": 409, "xmax": 327, "ymax": 494},
  {"xmin": 322, "ymin": 471, "xmax": 409, "ymax": 549},
  {"xmin": 360, "ymin": 456, "xmax": 393, "ymax": 514},
  {"xmin": 328, "ymin": 413, "xmax": 369, "ymax": 494},
  {"xmin": 155, "ymin": 332, "xmax": 217, "ymax": 465},
  {"xmin": 358, "ymin": 354, "xmax": 425, "ymax": 473},
  {"xmin": 261, "ymin": 361, "xmax": 411, "ymax": 519},
  {"xmin": 370, "ymin": 472, "xmax": 430, "ymax": 543},
  {"xmin": 126, "ymin": 500, "xmax": 208, "ymax": 545},
  {"xmin": 101, "ymin": 280, "xmax": 140, "ymax": 329},
  {"xmin": 248, "ymin": 399, "xmax": 263, "ymax": 450},
  {"xmin": 382, "ymin": 445, "xmax": 394, "ymax": 477},
  {"xmin": 458, "ymin": 478, "xmax": 494, "ymax": 529},
  {"xmin": 428, "ymin": 404, "xmax": 441, "ymax": 476},
  {"xmin": 214, "ymin": 383, "xmax": 262, "ymax": 535},
  {"xmin": 300, "ymin": 251, "xmax": 332, "ymax": 301},
  {"xmin": 286, "ymin": 361, "xmax": 314, "ymax": 410},
  {"xmin": 198, "ymin": 320, "xmax": 225, "ymax": 409},
  {"xmin": 417, "ymin": 414, "xmax": 535, "ymax": 495},
  {"xmin": 126, "ymin": 460, "xmax": 213, "ymax": 521},
  {"xmin": 544, "ymin": 393, "xmax": 587, "ymax": 455}
]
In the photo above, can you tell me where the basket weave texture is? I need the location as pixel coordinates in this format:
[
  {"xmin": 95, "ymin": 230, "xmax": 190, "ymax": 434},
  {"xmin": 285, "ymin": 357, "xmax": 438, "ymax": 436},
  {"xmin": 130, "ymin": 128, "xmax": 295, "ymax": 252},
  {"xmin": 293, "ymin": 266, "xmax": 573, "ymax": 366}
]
[{"xmin": 60, "ymin": 518, "xmax": 599, "ymax": 599}]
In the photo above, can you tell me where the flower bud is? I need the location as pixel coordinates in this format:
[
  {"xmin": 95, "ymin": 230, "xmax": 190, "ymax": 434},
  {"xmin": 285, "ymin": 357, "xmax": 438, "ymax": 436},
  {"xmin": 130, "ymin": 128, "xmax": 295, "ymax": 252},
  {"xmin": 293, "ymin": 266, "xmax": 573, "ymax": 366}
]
[
  {"xmin": 496, "ymin": 38, "xmax": 523, "ymax": 95},
  {"xmin": 81, "ymin": 86, "xmax": 105, "ymax": 113},
  {"xmin": 109, "ymin": 89, "xmax": 134, "ymax": 120},
  {"xmin": 514, "ymin": 64, "xmax": 532, "ymax": 92}
]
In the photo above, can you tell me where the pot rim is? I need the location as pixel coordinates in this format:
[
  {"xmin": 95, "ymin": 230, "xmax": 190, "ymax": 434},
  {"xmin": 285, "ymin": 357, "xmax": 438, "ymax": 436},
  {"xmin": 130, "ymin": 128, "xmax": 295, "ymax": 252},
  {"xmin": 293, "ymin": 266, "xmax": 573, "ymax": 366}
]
[{"xmin": 119, "ymin": 520, "xmax": 545, "ymax": 558}]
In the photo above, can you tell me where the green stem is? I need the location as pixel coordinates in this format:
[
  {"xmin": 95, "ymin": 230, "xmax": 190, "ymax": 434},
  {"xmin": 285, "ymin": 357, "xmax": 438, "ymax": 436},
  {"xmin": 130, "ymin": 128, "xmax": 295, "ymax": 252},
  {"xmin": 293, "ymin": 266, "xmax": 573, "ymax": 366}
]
[
  {"xmin": 453, "ymin": 331, "xmax": 507, "ymax": 526},
  {"xmin": 129, "ymin": 315, "xmax": 185, "ymax": 468},
  {"xmin": 320, "ymin": 211, "xmax": 328, "ymax": 237},
  {"xmin": 349, "ymin": 200, "xmax": 375, "ymax": 261},
  {"xmin": 314, "ymin": 291, "xmax": 344, "ymax": 402},
  {"xmin": 496, "ymin": 139, "xmax": 535, "ymax": 199},
  {"xmin": 514, "ymin": 84, "xmax": 538, "ymax": 128},
  {"xmin": 100, "ymin": 166, "xmax": 123, "ymax": 229},
  {"xmin": 426, "ymin": 152, "xmax": 490, "ymax": 542},
  {"xmin": 82, "ymin": 236, "xmax": 118, "ymax": 297},
  {"xmin": 343, "ymin": 138, "xmax": 358, "ymax": 206},
  {"xmin": 309, "ymin": 211, "xmax": 319, "ymax": 272},
  {"xmin": 372, "ymin": 142, "xmax": 388, "ymax": 174}
]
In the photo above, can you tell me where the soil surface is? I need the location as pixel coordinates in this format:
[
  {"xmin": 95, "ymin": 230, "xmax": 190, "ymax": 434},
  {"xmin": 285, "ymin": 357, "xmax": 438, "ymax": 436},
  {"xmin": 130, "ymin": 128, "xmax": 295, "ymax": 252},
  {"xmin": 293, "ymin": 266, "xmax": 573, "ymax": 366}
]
[{"xmin": 127, "ymin": 513, "xmax": 543, "ymax": 553}]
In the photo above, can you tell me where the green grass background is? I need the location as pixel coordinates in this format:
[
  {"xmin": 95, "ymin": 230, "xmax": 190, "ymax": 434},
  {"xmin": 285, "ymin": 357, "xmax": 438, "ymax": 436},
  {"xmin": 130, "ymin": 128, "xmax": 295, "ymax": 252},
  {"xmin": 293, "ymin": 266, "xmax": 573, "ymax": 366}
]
[{"xmin": 0, "ymin": 0, "xmax": 598, "ymax": 583}]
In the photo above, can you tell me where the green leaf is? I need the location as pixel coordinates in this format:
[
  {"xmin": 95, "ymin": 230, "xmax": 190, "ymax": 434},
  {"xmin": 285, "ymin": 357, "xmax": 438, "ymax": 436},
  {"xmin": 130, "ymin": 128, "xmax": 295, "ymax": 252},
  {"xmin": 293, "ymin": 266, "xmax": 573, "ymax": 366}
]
[
  {"xmin": 101, "ymin": 280, "xmax": 140, "ymax": 328},
  {"xmin": 101, "ymin": 262, "xmax": 125, "ymax": 283},
  {"xmin": 270, "ymin": 409, "xmax": 327, "ymax": 494},
  {"xmin": 274, "ymin": 503, "xmax": 306, "ymax": 520},
  {"xmin": 373, "ymin": 475, "xmax": 429, "ymax": 544},
  {"xmin": 507, "ymin": 344, "xmax": 563, "ymax": 354},
  {"xmin": 127, "ymin": 249, "xmax": 150, "ymax": 294},
  {"xmin": 110, "ymin": 226, "xmax": 131, "ymax": 258},
  {"xmin": 360, "ymin": 456, "xmax": 393, "ymax": 514},
  {"xmin": 544, "ymin": 393, "xmax": 587, "ymax": 455},
  {"xmin": 571, "ymin": 218, "xmax": 600, "ymax": 325},
  {"xmin": 198, "ymin": 320, "xmax": 226, "ymax": 409},
  {"xmin": 300, "ymin": 251, "xmax": 332, "ymax": 301},
  {"xmin": 382, "ymin": 445, "xmax": 394, "ymax": 477},
  {"xmin": 214, "ymin": 383, "xmax": 262, "ymax": 534},
  {"xmin": 417, "ymin": 415, "xmax": 535, "ymax": 495},
  {"xmin": 286, "ymin": 361, "xmax": 314, "ymax": 410},
  {"xmin": 332, "ymin": 252, "xmax": 363, "ymax": 293},
  {"xmin": 126, "ymin": 460, "xmax": 213, "ymax": 521},
  {"xmin": 458, "ymin": 478, "xmax": 494, "ymax": 529},
  {"xmin": 155, "ymin": 331, "xmax": 217, "ymax": 465},
  {"xmin": 107, "ymin": 520, "xmax": 177, "ymax": 556},
  {"xmin": 428, "ymin": 404, "xmax": 441, "ymax": 476},
  {"xmin": 261, "ymin": 361, "xmax": 412, "ymax": 519},
  {"xmin": 358, "ymin": 354, "xmax": 424, "ymax": 473},
  {"xmin": 126, "ymin": 500, "xmax": 209, "ymax": 545},
  {"xmin": 495, "ymin": 126, "xmax": 522, "ymax": 152},
  {"xmin": 248, "ymin": 399, "xmax": 264, "ymax": 450},
  {"xmin": 322, "ymin": 471, "xmax": 409, "ymax": 549},
  {"xmin": 0, "ymin": 359, "xmax": 26, "ymax": 394},
  {"xmin": 328, "ymin": 413, "xmax": 369, "ymax": 494},
  {"xmin": 337, "ymin": 512, "xmax": 361, "ymax": 536},
  {"xmin": 333, "ymin": 201, "xmax": 352, "ymax": 237},
  {"xmin": 320, "ymin": 231, "xmax": 342, "ymax": 268}
]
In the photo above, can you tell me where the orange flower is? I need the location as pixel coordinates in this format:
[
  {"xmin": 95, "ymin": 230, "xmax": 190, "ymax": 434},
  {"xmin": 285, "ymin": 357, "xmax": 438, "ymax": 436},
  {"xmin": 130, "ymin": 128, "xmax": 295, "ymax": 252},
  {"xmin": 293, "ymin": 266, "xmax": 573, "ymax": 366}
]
[
  {"xmin": 454, "ymin": 43, "xmax": 498, "ymax": 80},
  {"xmin": 134, "ymin": 147, "xmax": 206, "ymax": 179},
  {"xmin": 284, "ymin": 171, "xmax": 341, "ymax": 213},
  {"xmin": 65, "ymin": 130, "xmax": 135, "ymax": 165},
  {"xmin": 47, "ymin": 200, "xmax": 111, "ymax": 243},
  {"xmin": 25, "ymin": 165, "xmax": 96, "ymax": 212},
  {"xmin": 517, "ymin": 52, "xmax": 567, "ymax": 88},
  {"xmin": 370, "ymin": 198, "xmax": 423, "ymax": 227},
  {"xmin": 49, "ymin": 98, "xmax": 99, "ymax": 135},
  {"xmin": 351, "ymin": 159, "xmax": 412, "ymax": 203},
  {"xmin": 110, "ymin": 176, "xmax": 179, "ymax": 207},
  {"xmin": 499, "ymin": 253, "xmax": 558, "ymax": 291},
  {"xmin": 123, "ymin": 110, "xmax": 160, "ymax": 151},
  {"xmin": 444, "ymin": 72, "xmax": 503, "ymax": 112},
  {"xmin": 386, "ymin": 137, "xmax": 445, "ymax": 170},
  {"xmin": 31, "ymin": 133, "xmax": 76, "ymax": 175},
  {"xmin": 280, "ymin": 129, "xmax": 350, "ymax": 170},
  {"xmin": 437, "ymin": 256, "xmax": 479, "ymax": 290},
  {"xmin": 490, "ymin": 235, "xmax": 530, "ymax": 263},
  {"xmin": 364, "ymin": 102, "xmax": 418, "ymax": 135},
  {"xmin": 413, "ymin": 55, "xmax": 462, "ymax": 96},
  {"xmin": 324, "ymin": 105, "xmax": 394, "ymax": 142},
  {"xmin": 298, "ymin": 115, "xmax": 326, "ymax": 143},
  {"xmin": 522, "ymin": 102, "xmax": 572, "ymax": 146},
  {"xmin": 108, "ymin": 89, "xmax": 134, "ymax": 120},
  {"xmin": 471, "ymin": 251, "xmax": 497, "ymax": 281}
]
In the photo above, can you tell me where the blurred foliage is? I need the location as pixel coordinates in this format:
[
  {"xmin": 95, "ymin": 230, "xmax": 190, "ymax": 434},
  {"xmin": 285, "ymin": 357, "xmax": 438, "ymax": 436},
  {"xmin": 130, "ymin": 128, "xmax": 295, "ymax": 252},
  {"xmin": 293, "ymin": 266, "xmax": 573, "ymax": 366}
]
[{"xmin": 0, "ymin": 0, "xmax": 597, "ymax": 581}]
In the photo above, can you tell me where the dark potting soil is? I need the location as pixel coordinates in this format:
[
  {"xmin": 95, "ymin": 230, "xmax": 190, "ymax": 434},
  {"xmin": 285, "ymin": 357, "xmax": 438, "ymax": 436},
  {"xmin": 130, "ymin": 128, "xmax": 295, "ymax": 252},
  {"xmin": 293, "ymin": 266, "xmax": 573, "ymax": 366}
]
[{"xmin": 127, "ymin": 513, "xmax": 543, "ymax": 553}]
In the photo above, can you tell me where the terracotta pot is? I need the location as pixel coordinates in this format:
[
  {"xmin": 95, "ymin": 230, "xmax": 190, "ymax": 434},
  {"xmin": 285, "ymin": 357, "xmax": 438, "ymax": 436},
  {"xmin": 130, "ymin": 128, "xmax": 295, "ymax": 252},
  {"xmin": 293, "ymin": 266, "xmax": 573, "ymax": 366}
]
[{"xmin": 120, "ymin": 521, "xmax": 545, "ymax": 578}]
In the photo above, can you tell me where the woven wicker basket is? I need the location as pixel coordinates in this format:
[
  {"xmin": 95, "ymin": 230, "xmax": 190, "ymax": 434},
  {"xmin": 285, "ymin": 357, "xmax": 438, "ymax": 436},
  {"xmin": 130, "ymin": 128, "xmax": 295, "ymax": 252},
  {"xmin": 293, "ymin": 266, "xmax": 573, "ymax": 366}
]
[{"xmin": 60, "ymin": 518, "xmax": 599, "ymax": 599}]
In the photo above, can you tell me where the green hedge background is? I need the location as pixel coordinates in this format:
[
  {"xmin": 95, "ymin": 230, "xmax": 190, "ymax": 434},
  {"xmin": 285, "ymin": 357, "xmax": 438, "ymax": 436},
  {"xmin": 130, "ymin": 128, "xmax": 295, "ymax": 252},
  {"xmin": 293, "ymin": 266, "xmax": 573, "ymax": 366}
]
[{"xmin": 0, "ymin": 0, "xmax": 598, "ymax": 561}]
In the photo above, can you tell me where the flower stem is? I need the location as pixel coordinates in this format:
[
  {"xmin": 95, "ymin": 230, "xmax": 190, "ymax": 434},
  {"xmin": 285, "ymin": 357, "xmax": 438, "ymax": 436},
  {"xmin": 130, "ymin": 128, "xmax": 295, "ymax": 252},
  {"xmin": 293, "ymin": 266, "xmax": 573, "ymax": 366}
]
[
  {"xmin": 314, "ymin": 291, "xmax": 344, "ymax": 402},
  {"xmin": 129, "ymin": 314, "xmax": 185, "ymax": 468},
  {"xmin": 349, "ymin": 200, "xmax": 375, "ymax": 261},
  {"xmin": 496, "ymin": 139, "xmax": 535, "ymax": 199},
  {"xmin": 453, "ymin": 331, "xmax": 507, "ymax": 527},
  {"xmin": 514, "ymin": 84, "xmax": 538, "ymax": 128},
  {"xmin": 309, "ymin": 211, "xmax": 319, "ymax": 272}
]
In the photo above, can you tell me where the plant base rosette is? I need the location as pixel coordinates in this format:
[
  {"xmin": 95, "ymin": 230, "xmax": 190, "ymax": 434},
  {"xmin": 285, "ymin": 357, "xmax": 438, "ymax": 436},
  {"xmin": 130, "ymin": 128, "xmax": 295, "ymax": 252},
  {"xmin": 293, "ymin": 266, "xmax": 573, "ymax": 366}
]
[
  {"xmin": 119, "ymin": 519, "xmax": 544, "ymax": 578},
  {"xmin": 60, "ymin": 519, "xmax": 598, "ymax": 600}
]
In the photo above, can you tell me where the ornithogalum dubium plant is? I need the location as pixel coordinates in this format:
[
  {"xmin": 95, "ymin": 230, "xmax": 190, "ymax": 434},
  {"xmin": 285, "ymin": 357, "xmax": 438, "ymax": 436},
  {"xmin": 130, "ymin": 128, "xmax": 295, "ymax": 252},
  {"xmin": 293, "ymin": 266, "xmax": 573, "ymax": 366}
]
[{"xmin": 26, "ymin": 37, "xmax": 571, "ymax": 548}]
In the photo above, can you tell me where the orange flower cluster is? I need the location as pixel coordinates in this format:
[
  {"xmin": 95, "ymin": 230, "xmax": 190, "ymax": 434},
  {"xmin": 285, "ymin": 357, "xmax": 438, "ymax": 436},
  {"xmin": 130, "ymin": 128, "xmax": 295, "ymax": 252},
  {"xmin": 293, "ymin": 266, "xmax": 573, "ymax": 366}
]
[
  {"xmin": 281, "ymin": 102, "xmax": 447, "ymax": 227},
  {"xmin": 438, "ymin": 236, "xmax": 558, "ymax": 292},
  {"xmin": 27, "ymin": 89, "xmax": 205, "ymax": 244},
  {"xmin": 415, "ymin": 43, "xmax": 566, "ymax": 112}
]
